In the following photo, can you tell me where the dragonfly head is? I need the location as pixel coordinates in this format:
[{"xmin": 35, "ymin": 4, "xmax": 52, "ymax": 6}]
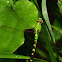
[{"xmin": 36, "ymin": 18, "xmax": 43, "ymax": 24}]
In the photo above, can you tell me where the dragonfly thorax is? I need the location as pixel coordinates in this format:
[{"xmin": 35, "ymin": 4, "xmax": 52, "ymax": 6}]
[{"xmin": 35, "ymin": 22, "xmax": 41, "ymax": 33}]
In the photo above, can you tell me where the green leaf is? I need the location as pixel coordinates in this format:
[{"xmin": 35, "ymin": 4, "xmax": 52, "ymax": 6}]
[
  {"xmin": 59, "ymin": 0, "xmax": 62, "ymax": 3},
  {"xmin": 52, "ymin": 19, "xmax": 62, "ymax": 41},
  {"xmin": 46, "ymin": 41, "xmax": 57, "ymax": 62},
  {"xmin": 0, "ymin": 0, "xmax": 13, "ymax": 7},
  {"xmin": 14, "ymin": 0, "xmax": 38, "ymax": 29},
  {"xmin": 59, "ymin": 56, "xmax": 62, "ymax": 62},
  {"xmin": 42, "ymin": 0, "xmax": 55, "ymax": 43},
  {"xmin": 0, "ymin": 54, "xmax": 48, "ymax": 62},
  {"xmin": 31, "ymin": 0, "xmax": 40, "ymax": 11},
  {"xmin": 0, "ymin": 54, "xmax": 30, "ymax": 59},
  {"xmin": 0, "ymin": 0, "xmax": 38, "ymax": 54},
  {"xmin": 57, "ymin": 0, "xmax": 62, "ymax": 13}
]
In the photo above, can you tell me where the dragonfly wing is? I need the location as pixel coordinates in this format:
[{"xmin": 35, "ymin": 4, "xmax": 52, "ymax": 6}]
[{"xmin": 39, "ymin": 23, "xmax": 51, "ymax": 41}]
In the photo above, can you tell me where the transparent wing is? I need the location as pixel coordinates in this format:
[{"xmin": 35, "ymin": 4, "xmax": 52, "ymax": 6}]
[{"xmin": 40, "ymin": 23, "xmax": 51, "ymax": 41}]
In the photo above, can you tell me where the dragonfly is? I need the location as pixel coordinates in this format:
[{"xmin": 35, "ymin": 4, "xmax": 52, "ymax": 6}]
[
  {"xmin": 0, "ymin": 18, "xmax": 51, "ymax": 62},
  {"xmin": 30, "ymin": 18, "xmax": 43, "ymax": 62}
]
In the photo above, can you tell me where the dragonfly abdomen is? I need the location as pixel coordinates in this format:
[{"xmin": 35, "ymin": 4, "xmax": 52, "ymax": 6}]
[{"xmin": 30, "ymin": 32, "xmax": 38, "ymax": 62}]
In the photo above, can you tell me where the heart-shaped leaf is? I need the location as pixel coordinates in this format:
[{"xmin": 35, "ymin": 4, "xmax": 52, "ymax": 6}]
[{"xmin": 0, "ymin": 0, "xmax": 38, "ymax": 54}]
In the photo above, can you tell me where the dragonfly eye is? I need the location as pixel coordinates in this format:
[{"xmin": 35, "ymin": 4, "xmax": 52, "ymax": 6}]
[
  {"xmin": 41, "ymin": 20, "xmax": 43, "ymax": 23},
  {"xmin": 36, "ymin": 19, "xmax": 39, "ymax": 22},
  {"xmin": 36, "ymin": 19, "xmax": 43, "ymax": 24}
]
